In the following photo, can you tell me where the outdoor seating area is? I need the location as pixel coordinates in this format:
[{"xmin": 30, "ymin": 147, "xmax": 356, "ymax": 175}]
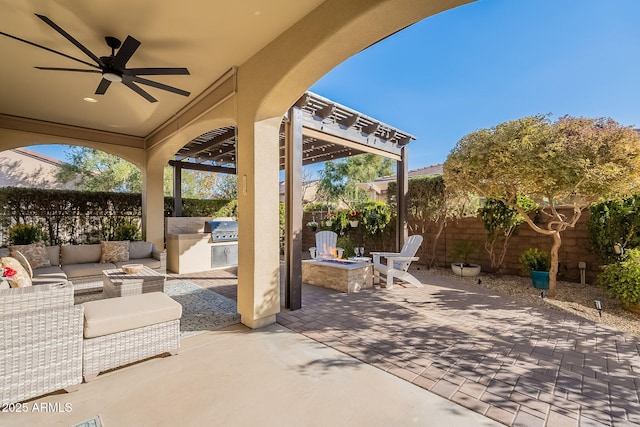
[
  {"xmin": 0, "ymin": 279, "xmax": 182, "ymax": 404},
  {"xmin": 0, "ymin": 241, "xmax": 166, "ymax": 293}
]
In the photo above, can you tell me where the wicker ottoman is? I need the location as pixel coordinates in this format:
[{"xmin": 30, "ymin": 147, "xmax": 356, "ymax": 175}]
[
  {"xmin": 81, "ymin": 292, "xmax": 182, "ymax": 382},
  {"xmin": 102, "ymin": 266, "xmax": 165, "ymax": 298}
]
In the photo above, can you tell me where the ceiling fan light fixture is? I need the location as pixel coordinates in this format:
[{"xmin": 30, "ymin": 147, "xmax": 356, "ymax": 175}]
[{"xmin": 103, "ymin": 72, "xmax": 122, "ymax": 83}]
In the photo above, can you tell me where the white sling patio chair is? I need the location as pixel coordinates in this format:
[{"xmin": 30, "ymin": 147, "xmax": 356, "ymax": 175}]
[
  {"xmin": 370, "ymin": 235, "xmax": 424, "ymax": 289},
  {"xmin": 312, "ymin": 230, "xmax": 342, "ymax": 259}
]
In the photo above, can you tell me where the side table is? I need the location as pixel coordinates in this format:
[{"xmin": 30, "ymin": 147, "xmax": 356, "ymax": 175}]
[{"xmin": 103, "ymin": 266, "xmax": 166, "ymax": 298}]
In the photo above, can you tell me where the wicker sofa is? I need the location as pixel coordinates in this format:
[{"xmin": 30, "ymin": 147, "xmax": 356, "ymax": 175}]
[
  {"xmin": 0, "ymin": 241, "xmax": 166, "ymax": 294},
  {"xmin": 0, "ymin": 282, "xmax": 83, "ymax": 406}
]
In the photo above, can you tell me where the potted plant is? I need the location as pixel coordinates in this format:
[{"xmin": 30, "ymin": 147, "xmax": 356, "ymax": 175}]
[
  {"xmin": 324, "ymin": 213, "xmax": 335, "ymax": 227},
  {"xmin": 306, "ymin": 221, "xmax": 318, "ymax": 232},
  {"xmin": 9, "ymin": 223, "xmax": 44, "ymax": 245},
  {"xmin": 450, "ymin": 240, "xmax": 481, "ymax": 277},
  {"xmin": 519, "ymin": 248, "xmax": 551, "ymax": 289},
  {"xmin": 347, "ymin": 211, "xmax": 361, "ymax": 227}
]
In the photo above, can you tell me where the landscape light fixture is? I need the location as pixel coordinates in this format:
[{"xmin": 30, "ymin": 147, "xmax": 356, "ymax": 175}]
[
  {"xmin": 594, "ymin": 300, "xmax": 603, "ymax": 317},
  {"xmin": 540, "ymin": 291, "xmax": 545, "ymax": 299}
]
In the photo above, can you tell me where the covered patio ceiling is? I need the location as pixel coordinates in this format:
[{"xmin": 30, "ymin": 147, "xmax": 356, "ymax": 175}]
[{"xmin": 169, "ymin": 91, "xmax": 416, "ymax": 174}]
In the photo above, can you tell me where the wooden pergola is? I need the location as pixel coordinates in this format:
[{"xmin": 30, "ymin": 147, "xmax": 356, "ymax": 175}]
[{"xmin": 170, "ymin": 91, "xmax": 416, "ymax": 309}]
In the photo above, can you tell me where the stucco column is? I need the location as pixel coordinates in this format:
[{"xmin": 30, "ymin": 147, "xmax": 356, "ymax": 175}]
[
  {"xmin": 236, "ymin": 115, "xmax": 281, "ymax": 328},
  {"xmin": 142, "ymin": 159, "xmax": 165, "ymax": 250}
]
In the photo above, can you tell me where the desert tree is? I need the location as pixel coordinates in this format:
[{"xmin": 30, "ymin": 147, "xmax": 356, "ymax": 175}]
[{"xmin": 444, "ymin": 115, "xmax": 640, "ymax": 297}]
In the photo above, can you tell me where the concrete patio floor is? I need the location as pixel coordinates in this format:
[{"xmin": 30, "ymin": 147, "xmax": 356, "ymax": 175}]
[
  {"xmin": 6, "ymin": 266, "xmax": 640, "ymax": 426},
  {"xmin": 2, "ymin": 318, "xmax": 497, "ymax": 426}
]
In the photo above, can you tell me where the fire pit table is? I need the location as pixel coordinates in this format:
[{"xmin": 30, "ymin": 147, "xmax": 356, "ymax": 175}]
[
  {"xmin": 102, "ymin": 266, "xmax": 166, "ymax": 298},
  {"xmin": 302, "ymin": 258, "xmax": 372, "ymax": 293}
]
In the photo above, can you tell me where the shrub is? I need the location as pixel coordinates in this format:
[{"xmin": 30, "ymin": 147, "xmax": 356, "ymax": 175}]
[
  {"xmin": 303, "ymin": 202, "xmax": 336, "ymax": 213},
  {"xmin": 519, "ymin": 248, "xmax": 551, "ymax": 272},
  {"xmin": 598, "ymin": 248, "xmax": 640, "ymax": 306},
  {"xmin": 113, "ymin": 224, "xmax": 141, "ymax": 241},
  {"xmin": 9, "ymin": 224, "xmax": 43, "ymax": 245},
  {"xmin": 588, "ymin": 195, "xmax": 640, "ymax": 263},
  {"xmin": 336, "ymin": 235, "xmax": 355, "ymax": 258}
]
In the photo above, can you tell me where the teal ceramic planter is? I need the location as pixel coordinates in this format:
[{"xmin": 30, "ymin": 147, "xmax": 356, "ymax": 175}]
[{"xmin": 530, "ymin": 271, "xmax": 550, "ymax": 289}]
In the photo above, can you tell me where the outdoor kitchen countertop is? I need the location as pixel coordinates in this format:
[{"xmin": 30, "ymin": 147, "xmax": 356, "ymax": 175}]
[{"xmin": 165, "ymin": 232, "xmax": 210, "ymax": 240}]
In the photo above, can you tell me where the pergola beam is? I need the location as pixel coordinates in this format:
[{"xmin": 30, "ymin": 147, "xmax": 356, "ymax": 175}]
[
  {"xmin": 168, "ymin": 160, "xmax": 236, "ymax": 174},
  {"xmin": 302, "ymin": 126, "xmax": 402, "ymax": 161}
]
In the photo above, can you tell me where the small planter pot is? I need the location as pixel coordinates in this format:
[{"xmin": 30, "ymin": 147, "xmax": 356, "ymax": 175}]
[
  {"xmin": 530, "ymin": 271, "xmax": 550, "ymax": 289},
  {"xmin": 451, "ymin": 263, "xmax": 481, "ymax": 277},
  {"xmin": 325, "ymin": 220, "xmax": 333, "ymax": 227},
  {"xmin": 349, "ymin": 220, "xmax": 359, "ymax": 227}
]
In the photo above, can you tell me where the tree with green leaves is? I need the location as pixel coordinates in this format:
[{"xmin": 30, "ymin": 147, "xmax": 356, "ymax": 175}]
[
  {"xmin": 57, "ymin": 146, "xmax": 237, "ymax": 198},
  {"xmin": 479, "ymin": 197, "xmax": 536, "ymax": 274},
  {"xmin": 317, "ymin": 153, "xmax": 394, "ymax": 208},
  {"xmin": 57, "ymin": 147, "xmax": 142, "ymax": 192},
  {"xmin": 444, "ymin": 115, "xmax": 640, "ymax": 297}
]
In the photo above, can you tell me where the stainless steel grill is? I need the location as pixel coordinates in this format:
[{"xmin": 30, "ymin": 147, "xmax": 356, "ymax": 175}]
[{"xmin": 204, "ymin": 219, "xmax": 238, "ymax": 242}]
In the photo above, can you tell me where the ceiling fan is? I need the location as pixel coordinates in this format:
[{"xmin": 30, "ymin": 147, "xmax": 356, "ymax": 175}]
[{"xmin": 0, "ymin": 13, "xmax": 190, "ymax": 103}]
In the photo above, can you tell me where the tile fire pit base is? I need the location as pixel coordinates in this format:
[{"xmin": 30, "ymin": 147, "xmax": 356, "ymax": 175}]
[{"xmin": 302, "ymin": 259, "xmax": 373, "ymax": 293}]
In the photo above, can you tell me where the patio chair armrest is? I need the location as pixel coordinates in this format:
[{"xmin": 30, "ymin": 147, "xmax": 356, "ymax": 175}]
[
  {"xmin": 369, "ymin": 251, "xmax": 401, "ymax": 257},
  {"xmin": 384, "ymin": 256, "xmax": 419, "ymax": 262}
]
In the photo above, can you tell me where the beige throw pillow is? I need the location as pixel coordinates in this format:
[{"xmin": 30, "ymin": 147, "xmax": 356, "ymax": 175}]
[
  {"xmin": 100, "ymin": 241, "xmax": 130, "ymax": 264},
  {"xmin": 9, "ymin": 242, "xmax": 51, "ymax": 269}
]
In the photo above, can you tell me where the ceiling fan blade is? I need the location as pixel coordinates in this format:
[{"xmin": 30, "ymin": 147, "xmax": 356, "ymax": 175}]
[
  {"xmin": 112, "ymin": 36, "xmax": 140, "ymax": 69},
  {"xmin": 127, "ymin": 67, "xmax": 190, "ymax": 76},
  {"xmin": 36, "ymin": 67, "xmax": 101, "ymax": 73},
  {"xmin": 123, "ymin": 80, "xmax": 157, "ymax": 103},
  {"xmin": 35, "ymin": 14, "xmax": 103, "ymax": 66},
  {"xmin": 0, "ymin": 31, "xmax": 99, "ymax": 69},
  {"xmin": 131, "ymin": 76, "xmax": 190, "ymax": 97},
  {"xmin": 95, "ymin": 78, "xmax": 112, "ymax": 95}
]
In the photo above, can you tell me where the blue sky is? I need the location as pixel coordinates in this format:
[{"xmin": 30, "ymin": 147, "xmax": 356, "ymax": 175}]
[{"xmin": 31, "ymin": 0, "xmax": 640, "ymax": 172}]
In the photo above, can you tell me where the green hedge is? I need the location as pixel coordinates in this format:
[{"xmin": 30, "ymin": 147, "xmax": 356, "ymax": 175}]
[{"xmin": 0, "ymin": 187, "xmax": 237, "ymax": 246}]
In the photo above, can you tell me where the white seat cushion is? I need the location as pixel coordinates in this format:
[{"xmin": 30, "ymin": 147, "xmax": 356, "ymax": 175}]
[{"xmin": 82, "ymin": 292, "xmax": 182, "ymax": 338}]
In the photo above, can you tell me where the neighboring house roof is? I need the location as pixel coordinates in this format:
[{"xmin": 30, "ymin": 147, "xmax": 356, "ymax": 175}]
[
  {"xmin": 373, "ymin": 163, "xmax": 444, "ymax": 184},
  {"xmin": 0, "ymin": 148, "xmax": 76, "ymax": 189},
  {"xmin": 279, "ymin": 179, "xmax": 321, "ymax": 203},
  {"xmin": 357, "ymin": 163, "xmax": 444, "ymax": 197}
]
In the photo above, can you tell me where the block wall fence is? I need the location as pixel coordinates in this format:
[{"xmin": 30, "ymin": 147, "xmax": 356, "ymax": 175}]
[{"xmin": 302, "ymin": 207, "xmax": 603, "ymax": 285}]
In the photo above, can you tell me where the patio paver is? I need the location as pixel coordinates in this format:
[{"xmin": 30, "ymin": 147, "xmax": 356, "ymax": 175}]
[{"xmin": 269, "ymin": 268, "xmax": 640, "ymax": 426}]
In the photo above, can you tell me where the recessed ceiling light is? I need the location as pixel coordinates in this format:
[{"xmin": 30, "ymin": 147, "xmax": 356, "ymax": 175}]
[{"xmin": 83, "ymin": 97, "xmax": 98, "ymax": 103}]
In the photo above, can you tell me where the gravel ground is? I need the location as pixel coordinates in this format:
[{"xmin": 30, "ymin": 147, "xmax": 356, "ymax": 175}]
[{"xmin": 426, "ymin": 266, "xmax": 640, "ymax": 339}]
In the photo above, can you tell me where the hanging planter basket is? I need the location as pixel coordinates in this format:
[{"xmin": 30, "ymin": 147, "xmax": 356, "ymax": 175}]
[{"xmin": 325, "ymin": 220, "xmax": 333, "ymax": 227}]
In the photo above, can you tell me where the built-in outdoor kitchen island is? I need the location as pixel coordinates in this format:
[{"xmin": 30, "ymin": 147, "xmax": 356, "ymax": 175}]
[{"xmin": 165, "ymin": 217, "xmax": 238, "ymax": 274}]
